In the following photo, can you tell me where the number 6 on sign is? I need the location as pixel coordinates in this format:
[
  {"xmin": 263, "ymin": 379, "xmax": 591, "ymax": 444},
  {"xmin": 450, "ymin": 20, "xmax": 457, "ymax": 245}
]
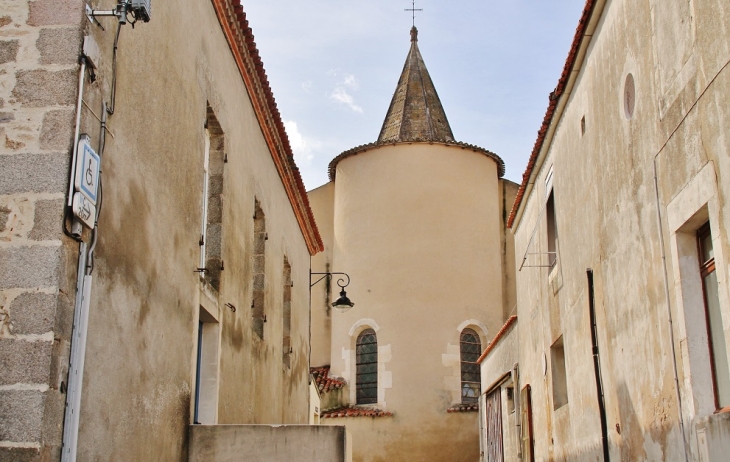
[{"xmin": 74, "ymin": 136, "xmax": 100, "ymax": 205}]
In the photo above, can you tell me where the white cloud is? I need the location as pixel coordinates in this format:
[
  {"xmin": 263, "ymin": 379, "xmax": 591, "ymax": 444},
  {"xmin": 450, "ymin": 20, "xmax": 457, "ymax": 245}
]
[
  {"xmin": 301, "ymin": 80, "xmax": 313, "ymax": 93},
  {"xmin": 330, "ymin": 86, "xmax": 363, "ymax": 113},
  {"xmin": 283, "ymin": 120, "xmax": 319, "ymax": 165},
  {"xmin": 343, "ymin": 74, "xmax": 359, "ymax": 89}
]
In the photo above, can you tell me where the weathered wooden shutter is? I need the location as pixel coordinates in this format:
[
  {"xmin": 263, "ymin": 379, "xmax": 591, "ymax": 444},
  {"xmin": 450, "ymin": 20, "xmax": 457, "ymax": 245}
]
[
  {"xmin": 485, "ymin": 387, "xmax": 504, "ymax": 462},
  {"xmin": 520, "ymin": 384, "xmax": 535, "ymax": 462}
]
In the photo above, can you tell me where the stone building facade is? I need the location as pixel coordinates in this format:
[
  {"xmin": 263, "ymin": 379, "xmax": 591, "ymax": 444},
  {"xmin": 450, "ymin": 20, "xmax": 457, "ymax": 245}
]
[
  {"xmin": 480, "ymin": 0, "xmax": 730, "ymax": 460},
  {"xmin": 0, "ymin": 0, "xmax": 335, "ymax": 460}
]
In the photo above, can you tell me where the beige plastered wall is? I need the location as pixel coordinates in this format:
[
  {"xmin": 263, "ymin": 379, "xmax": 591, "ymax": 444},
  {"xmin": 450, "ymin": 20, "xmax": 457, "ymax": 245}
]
[
  {"xmin": 316, "ymin": 143, "xmax": 508, "ymax": 461},
  {"xmin": 511, "ymin": 0, "xmax": 730, "ymax": 460},
  {"xmin": 28, "ymin": 1, "xmax": 317, "ymax": 460},
  {"xmin": 309, "ymin": 181, "xmax": 335, "ymax": 368}
]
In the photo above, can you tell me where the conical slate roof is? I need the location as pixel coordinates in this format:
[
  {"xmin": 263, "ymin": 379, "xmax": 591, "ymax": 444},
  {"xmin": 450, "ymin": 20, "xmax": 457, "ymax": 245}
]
[
  {"xmin": 327, "ymin": 27, "xmax": 505, "ymax": 181},
  {"xmin": 377, "ymin": 27, "xmax": 454, "ymax": 143}
]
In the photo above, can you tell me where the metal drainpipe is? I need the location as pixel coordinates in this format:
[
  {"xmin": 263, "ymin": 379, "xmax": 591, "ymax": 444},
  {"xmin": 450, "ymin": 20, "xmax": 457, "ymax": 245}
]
[
  {"xmin": 61, "ymin": 55, "xmax": 89, "ymax": 462},
  {"xmin": 513, "ymin": 362, "xmax": 521, "ymax": 460},
  {"xmin": 587, "ymin": 269, "xmax": 610, "ymax": 461},
  {"xmin": 66, "ymin": 57, "xmax": 87, "ymax": 207}
]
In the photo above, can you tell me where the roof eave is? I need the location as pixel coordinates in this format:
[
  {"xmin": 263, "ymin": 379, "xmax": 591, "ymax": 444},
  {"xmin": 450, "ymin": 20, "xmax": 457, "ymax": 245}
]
[
  {"xmin": 508, "ymin": 0, "xmax": 607, "ymax": 230},
  {"xmin": 211, "ymin": 0, "xmax": 324, "ymax": 255},
  {"xmin": 328, "ymin": 140, "xmax": 505, "ymax": 181}
]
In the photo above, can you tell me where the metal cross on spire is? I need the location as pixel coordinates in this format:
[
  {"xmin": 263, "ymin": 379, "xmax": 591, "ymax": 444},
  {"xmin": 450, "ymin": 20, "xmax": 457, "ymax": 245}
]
[{"xmin": 404, "ymin": 1, "xmax": 423, "ymax": 27}]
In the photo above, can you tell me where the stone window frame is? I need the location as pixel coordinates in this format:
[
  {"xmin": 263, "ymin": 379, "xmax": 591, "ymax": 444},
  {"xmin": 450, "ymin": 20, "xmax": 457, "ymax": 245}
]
[
  {"xmin": 251, "ymin": 199, "xmax": 267, "ymax": 340},
  {"xmin": 345, "ymin": 319, "xmax": 392, "ymax": 408},
  {"xmin": 282, "ymin": 256, "xmax": 292, "ymax": 368},
  {"xmin": 202, "ymin": 106, "xmax": 225, "ymax": 291},
  {"xmin": 668, "ymin": 162, "xmax": 730, "ymax": 418}
]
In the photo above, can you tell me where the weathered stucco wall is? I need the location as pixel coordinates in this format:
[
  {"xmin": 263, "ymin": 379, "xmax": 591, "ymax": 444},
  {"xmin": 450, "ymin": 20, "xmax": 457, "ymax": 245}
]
[
  {"xmin": 3, "ymin": 0, "xmax": 319, "ymax": 460},
  {"xmin": 309, "ymin": 181, "xmax": 336, "ymax": 368},
  {"xmin": 0, "ymin": 0, "xmax": 84, "ymax": 459},
  {"xmin": 72, "ymin": 1, "xmax": 315, "ymax": 459},
  {"xmin": 511, "ymin": 0, "xmax": 730, "ymax": 460},
  {"xmin": 321, "ymin": 142, "xmax": 507, "ymax": 461}
]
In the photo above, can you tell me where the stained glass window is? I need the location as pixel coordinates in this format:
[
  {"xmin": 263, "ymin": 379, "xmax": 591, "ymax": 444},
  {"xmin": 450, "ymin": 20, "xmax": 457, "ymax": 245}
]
[
  {"xmin": 356, "ymin": 329, "xmax": 378, "ymax": 404},
  {"xmin": 461, "ymin": 328, "xmax": 482, "ymax": 403}
]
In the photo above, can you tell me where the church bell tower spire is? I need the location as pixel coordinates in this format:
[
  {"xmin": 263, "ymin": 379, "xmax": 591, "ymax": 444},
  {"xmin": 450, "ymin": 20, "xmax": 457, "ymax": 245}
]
[{"xmin": 377, "ymin": 27, "xmax": 455, "ymax": 144}]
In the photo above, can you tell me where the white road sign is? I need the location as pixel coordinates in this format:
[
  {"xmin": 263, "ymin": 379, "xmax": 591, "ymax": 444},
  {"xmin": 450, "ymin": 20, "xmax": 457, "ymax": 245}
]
[
  {"xmin": 75, "ymin": 137, "xmax": 100, "ymax": 205},
  {"xmin": 72, "ymin": 192, "xmax": 97, "ymax": 228}
]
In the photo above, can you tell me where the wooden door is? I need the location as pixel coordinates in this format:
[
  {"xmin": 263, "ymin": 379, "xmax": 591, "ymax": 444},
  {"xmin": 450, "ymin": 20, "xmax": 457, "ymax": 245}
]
[{"xmin": 485, "ymin": 387, "xmax": 504, "ymax": 462}]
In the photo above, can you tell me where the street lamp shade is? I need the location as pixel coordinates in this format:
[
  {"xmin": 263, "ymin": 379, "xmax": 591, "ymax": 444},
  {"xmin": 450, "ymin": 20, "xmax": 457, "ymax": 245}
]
[{"xmin": 332, "ymin": 289, "xmax": 354, "ymax": 312}]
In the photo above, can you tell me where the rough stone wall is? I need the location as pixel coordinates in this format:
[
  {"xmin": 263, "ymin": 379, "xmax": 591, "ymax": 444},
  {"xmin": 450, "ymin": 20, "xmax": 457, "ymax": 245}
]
[{"xmin": 0, "ymin": 0, "xmax": 82, "ymax": 460}]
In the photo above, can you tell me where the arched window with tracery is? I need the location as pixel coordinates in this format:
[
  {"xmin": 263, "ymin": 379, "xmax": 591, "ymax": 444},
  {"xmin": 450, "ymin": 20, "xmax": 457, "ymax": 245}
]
[
  {"xmin": 356, "ymin": 329, "xmax": 378, "ymax": 404},
  {"xmin": 461, "ymin": 328, "xmax": 482, "ymax": 403}
]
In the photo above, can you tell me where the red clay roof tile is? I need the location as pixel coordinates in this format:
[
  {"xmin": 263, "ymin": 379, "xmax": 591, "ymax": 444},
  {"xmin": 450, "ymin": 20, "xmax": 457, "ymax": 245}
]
[
  {"xmin": 310, "ymin": 366, "xmax": 346, "ymax": 393},
  {"xmin": 477, "ymin": 316, "xmax": 518, "ymax": 364},
  {"xmin": 321, "ymin": 406, "xmax": 393, "ymax": 419},
  {"xmin": 447, "ymin": 403, "xmax": 479, "ymax": 413}
]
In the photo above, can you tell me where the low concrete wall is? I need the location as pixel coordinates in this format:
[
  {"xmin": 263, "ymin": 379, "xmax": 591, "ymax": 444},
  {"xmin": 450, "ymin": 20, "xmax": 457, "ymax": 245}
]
[{"xmin": 189, "ymin": 425, "xmax": 351, "ymax": 462}]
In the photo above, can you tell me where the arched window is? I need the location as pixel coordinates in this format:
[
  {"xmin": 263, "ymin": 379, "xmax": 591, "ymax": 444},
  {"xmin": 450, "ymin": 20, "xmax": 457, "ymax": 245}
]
[
  {"xmin": 356, "ymin": 329, "xmax": 378, "ymax": 404},
  {"xmin": 461, "ymin": 328, "xmax": 482, "ymax": 403}
]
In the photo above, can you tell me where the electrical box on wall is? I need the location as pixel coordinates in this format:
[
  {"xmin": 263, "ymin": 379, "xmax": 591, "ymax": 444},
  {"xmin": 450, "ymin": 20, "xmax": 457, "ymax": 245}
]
[{"xmin": 130, "ymin": 0, "xmax": 152, "ymax": 22}]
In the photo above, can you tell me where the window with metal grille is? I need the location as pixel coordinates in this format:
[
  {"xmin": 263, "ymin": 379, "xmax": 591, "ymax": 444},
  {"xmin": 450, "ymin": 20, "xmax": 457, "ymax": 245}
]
[
  {"xmin": 356, "ymin": 329, "xmax": 378, "ymax": 404},
  {"xmin": 461, "ymin": 328, "xmax": 481, "ymax": 403}
]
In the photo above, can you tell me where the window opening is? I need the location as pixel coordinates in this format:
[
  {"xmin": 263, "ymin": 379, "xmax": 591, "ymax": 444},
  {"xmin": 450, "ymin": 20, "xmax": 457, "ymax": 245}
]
[
  {"xmin": 356, "ymin": 329, "xmax": 378, "ymax": 404},
  {"xmin": 546, "ymin": 192, "xmax": 558, "ymax": 269},
  {"xmin": 698, "ymin": 223, "xmax": 730, "ymax": 408},
  {"xmin": 461, "ymin": 328, "xmax": 482, "ymax": 403},
  {"xmin": 518, "ymin": 175, "xmax": 560, "ymax": 270},
  {"xmin": 282, "ymin": 257, "xmax": 292, "ymax": 367},
  {"xmin": 198, "ymin": 131, "xmax": 210, "ymax": 274},
  {"xmin": 252, "ymin": 200, "xmax": 266, "ymax": 339},
  {"xmin": 203, "ymin": 107, "xmax": 225, "ymax": 290},
  {"xmin": 193, "ymin": 307, "xmax": 219, "ymax": 424},
  {"xmin": 551, "ymin": 336, "xmax": 568, "ymax": 409},
  {"xmin": 194, "ymin": 321, "xmax": 203, "ymax": 424}
]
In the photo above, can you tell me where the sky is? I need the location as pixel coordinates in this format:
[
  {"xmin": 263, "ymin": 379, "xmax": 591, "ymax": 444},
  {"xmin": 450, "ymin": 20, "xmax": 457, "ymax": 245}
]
[{"xmin": 242, "ymin": 1, "xmax": 587, "ymax": 190}]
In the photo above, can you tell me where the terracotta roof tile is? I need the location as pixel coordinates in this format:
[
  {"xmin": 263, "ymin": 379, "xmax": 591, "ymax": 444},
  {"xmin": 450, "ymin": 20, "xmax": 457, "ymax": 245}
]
[
  {"xmin": 321, "ymin": 406, "xmax": 393, "ymax": 419},
  {"xmin": 328, "ymin": 140, "xmax": 504, "ymax": 181},
  {"xmin": 447, "ymin": 403, "xmax": 479, "ymax": 413},
  {"xmin": 477, "ymin": 316, "xmax": 518, "ymax": 364},
  {"xmin": 310, "ymin": 366, "xmax": 346, "ymax": 393},
  {"xmin": 507, "ymin": 0, "xmax": 598, "ymax": 228},
  {"xmin": 210, "ymin": 0, "xmax": 323, "ymax": 254}
]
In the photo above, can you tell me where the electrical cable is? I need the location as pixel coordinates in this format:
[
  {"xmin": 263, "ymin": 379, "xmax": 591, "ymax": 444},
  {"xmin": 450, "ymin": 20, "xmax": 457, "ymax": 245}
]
[{"xmin": 107, "ymin": 22, "xmax": 122, "ymax": 115}]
